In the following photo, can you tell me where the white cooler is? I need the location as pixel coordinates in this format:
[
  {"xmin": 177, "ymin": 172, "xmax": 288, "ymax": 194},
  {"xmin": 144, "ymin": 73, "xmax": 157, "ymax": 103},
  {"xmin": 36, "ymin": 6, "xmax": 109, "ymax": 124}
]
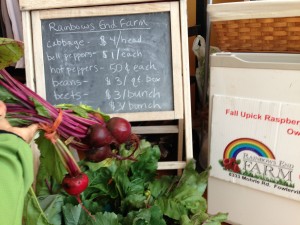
[{"xmin": 208, "ymin": 52, "xmax": 300, "ymax": 225}]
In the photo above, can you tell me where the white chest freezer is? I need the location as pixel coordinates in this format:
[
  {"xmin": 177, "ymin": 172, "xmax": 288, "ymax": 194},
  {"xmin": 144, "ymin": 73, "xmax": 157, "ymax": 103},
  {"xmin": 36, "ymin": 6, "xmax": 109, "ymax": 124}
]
[{"xmin": 208, "ymin": 52, "xmax": 300, "ymax": 225}]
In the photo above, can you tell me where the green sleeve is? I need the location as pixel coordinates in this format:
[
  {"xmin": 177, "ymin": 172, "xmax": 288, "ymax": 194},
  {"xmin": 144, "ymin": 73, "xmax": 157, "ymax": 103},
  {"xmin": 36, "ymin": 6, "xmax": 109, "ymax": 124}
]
[{"xmin": 0, "ymin": 133, "xmax": 34, "ymax": 225}]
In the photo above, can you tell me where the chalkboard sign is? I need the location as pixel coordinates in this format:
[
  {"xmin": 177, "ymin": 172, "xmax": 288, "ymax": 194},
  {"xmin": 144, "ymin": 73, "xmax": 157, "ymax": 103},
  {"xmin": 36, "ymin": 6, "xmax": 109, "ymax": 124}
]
[
  {"xmin": 41, "ymin": 12, "xmax": 174, "ymax": 114},
  {"xmin": 25, "ymin": 1, "xmax": 193, "ymax": 170}
]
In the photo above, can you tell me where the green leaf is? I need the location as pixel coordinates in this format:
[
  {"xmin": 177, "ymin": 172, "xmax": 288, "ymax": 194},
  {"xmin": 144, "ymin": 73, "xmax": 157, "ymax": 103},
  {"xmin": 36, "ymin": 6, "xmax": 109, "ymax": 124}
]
[
  {"xmin": 128, "ymin": 178, "xmax": 145, "ymax": 195},
  {"xmin": 30, "ymin": 97, "xmax": 51, "ymax": 118},
  {"xmin": 6, "ymin": 117, "xmax": 31, "ymax": 127},
  {"xmin": 56, "ymin": 103, "xmax": 110, "ymax": 121},
  {"xmin": 154, "ymin": 161, "xmax": 209, "ymax": 216},
  {"xmin": 38, "ymin": 195, "xmax": 65, "ymax": 225},
  {"xmin": 148, "ymin": 175, "xmax": 174, "ymax": 198},
  {"xmin": 152, "ymin": 161, "xmax": 211, "ymax": 222},
  {"xmin": 113, "ymin": 166, "xmax": 131, "ymax": 199},
  {"xmin": 177, "ymin": 160, "xmax": 210, "ymax": 196},
  {"xmin": 180, "ymin": 215, "xmax": 193, "ymax": 225},
  {"xmin": 155, "ymin": 197, "xmax": 188, "ymax": 220},
  {"xmin": 35, "ymin": 133, "xmax": 67, "ymax": 191},
  {"xmin": 171, "ymin": 185, "xmax": 207, "ymax": 213},
  {"xmin": 123, "ymin": 206, "xmax": 166, "ymax": 225},
  {"xmin": 120, "ymin": 193, "xmax": 146, "ymax": 212},
  {"xmin": 23, "ymin": 188, "xmax": 52, "ymax": 225},
  {"xmin": 0, "ymin": 84, "xmax": 21, "ymax": 103},
  {"xmin": 68, "ymin": 105, "xmax": 89, "ymax": 118},
  {"xmin": 190, "ymin": 210, "xmax": 210, "ymax": 224},
  {"xmin": 87, "ymin": 212, "xmax": 121, "ymax": 225},
  {"xmin": 84, "ymin": 158, "xmax": 114, "ymax": 172},
  {"xmin": 62, "ymin": 204, "xmax": 82, "ymax": 225},
  {"xmin": 35, "ymin": 168, "xmax": 62, "ymax": 197},
  {"xmin": 77, "ymin": 104, "xmax": 110, "ymax": 121},
  {"xmin": 0, "ymin": 38, "xmax": 23, "ymax": 69},
  {"xmin": 130, "ymin": 141, "xmax": 161, "ymax": 182},
  {"xmin": 84, "ymin": 166, "xmax": 118, "ymax": 199},
  {"xmin": 203, "ymin": 213, "xmax": 228, "ymax": 225},
  {"xmin": 79, "ymin": 199, "xmax": 103, "ymax": 218},
  {"xmin": 180, "ymin": 211, "xmax": 210, "ymax": 225},
  {"xmin": 131, "ymin": 209, "xmax": 151, "ymax": 225},
  {"xmin": 148, "ymin": 205, "xmax": 166, "ymax": 225}
]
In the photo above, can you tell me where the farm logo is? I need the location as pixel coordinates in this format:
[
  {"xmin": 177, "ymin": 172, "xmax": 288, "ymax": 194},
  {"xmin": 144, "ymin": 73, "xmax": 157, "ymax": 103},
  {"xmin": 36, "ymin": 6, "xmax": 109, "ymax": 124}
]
[{"xmin": 219, "ymin": 138, "xmax": 295, "ymax": 188}]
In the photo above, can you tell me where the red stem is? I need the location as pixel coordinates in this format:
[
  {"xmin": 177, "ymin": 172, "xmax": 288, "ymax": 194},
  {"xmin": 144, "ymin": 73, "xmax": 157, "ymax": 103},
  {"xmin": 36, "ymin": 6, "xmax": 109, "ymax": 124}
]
[
  {"xmin": 1, "ymin": 69, "xmax": 104, "ymax": 151},
  {"xmin": 75, "ymin": 195, "xmax": 95, "ymax": 221}
]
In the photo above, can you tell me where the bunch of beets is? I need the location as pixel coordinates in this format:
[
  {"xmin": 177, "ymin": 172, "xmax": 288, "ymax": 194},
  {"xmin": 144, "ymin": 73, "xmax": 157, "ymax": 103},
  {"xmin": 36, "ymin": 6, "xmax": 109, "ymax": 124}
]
[
  {"xmin": 84, "ymin": 117, "xmax": 139, "ymax": 163},
  {"xmin": 0, "ymin": 39, "xmax": 140, "ymax": 219},
  {"xmin": 0, "ymin": 68, "xmax": 139, "ymax": 217}
]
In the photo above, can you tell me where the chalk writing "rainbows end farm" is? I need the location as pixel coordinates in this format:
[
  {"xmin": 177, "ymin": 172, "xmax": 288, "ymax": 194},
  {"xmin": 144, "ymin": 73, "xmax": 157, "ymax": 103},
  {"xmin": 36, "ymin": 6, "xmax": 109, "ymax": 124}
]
[{"xmin": 47, "ymin": 18, "xmax": 149, "ymax": 33}]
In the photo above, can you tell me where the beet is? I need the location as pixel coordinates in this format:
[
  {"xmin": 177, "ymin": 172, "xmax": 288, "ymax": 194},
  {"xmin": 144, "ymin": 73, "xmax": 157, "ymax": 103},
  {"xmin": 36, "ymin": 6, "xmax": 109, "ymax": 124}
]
[
  {"xmin": 85, "ymin": 145, "xmax": 113, "ymax": 162},
  {"xmin": 62, "ymin": 172, "xmax": 89, "ymax": 196},
  {"xmin": 86, "ymin": 124, "xmax": 113, "ymax": 148},
  {"xmin": 106, "ymin": 117, "xmax": 131, "ymax": 144}
]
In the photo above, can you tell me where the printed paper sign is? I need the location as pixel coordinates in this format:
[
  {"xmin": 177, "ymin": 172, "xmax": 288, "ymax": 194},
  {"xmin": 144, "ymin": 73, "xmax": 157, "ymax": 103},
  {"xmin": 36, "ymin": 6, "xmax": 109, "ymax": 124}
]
[{"xmin": 210, "ymin": 95, "xmax": 300, "ymax": 201}]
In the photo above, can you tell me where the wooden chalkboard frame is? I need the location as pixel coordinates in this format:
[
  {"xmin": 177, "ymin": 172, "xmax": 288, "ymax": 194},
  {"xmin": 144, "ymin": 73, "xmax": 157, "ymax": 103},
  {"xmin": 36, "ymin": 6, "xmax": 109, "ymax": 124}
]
[
  {"xmin": 20, "ymin": 0, "xmax": 163, "ymax": 11},
  {"xmin": 22, "ymin": 0, "xmax": 193, "ymax": 171},
  {"xmin": 31, "ymin": 2, "xmax": 183, "ymax": 122}
]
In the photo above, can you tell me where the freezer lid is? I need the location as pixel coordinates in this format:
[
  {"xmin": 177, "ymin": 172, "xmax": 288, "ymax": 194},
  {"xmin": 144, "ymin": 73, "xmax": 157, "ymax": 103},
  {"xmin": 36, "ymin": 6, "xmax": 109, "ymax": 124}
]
[{"xmin": 210, "ymin": 52, "xmax": 300, "ymax": 70}]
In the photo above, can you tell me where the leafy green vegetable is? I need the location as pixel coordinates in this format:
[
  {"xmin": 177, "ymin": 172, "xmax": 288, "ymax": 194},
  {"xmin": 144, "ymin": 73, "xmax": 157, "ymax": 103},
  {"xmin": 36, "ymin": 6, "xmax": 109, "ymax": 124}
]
[
  {"xmin": 202, "ymin": 213, "xmax": 229, "ymax": 225},
  {"xmin": 30, "ymin": 97, "xmax": 51, "ymax": 118},
  {"xmin": 28, "ymin": 139, "xmax": 227, "ymax": 225},
  {"xmin": 23, "ymin": 188, "xmax": 51, "ymax": 225},
  {"xmin": 35, "ymin": 132, "xmax": 67, "ymax": 194},
  {"xmin": 123, "ymin": 206, "xmax": 166, "ymax": 225},
  {"xmin": 156, "ymin": 197, "xmax": 188, "ymax": 220},
  {"xmin": 62, "ymin": 204, "xmax": 82, "ymax": 225},
  {"xmin": 56, "ymin": 103, "xmax": 110, "ymax": 121},
  {"xmin": 38, "ymin": 195, "xmax": 65, "ymax": 225},
  {"xmin": 87, "ymin": 212, "xmax": 121, "ymax": 225},
  {"xmin": 0, "ymin": 38, "xmax": 23, "ymax": 69},
  {"xmin": 0, "ymin": 84, "xmax": 20, "ymax": 102}
]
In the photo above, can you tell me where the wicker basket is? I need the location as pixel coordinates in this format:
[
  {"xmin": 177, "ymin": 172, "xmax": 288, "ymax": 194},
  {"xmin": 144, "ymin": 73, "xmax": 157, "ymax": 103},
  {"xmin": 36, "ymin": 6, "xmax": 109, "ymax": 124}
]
[
  {"xmin": 212, "ymin": 17, "xmax": 300, "ymax": 53},
  {"xmin": 208, "ymin": 1, "xmax": 300, "ymax": 53}
]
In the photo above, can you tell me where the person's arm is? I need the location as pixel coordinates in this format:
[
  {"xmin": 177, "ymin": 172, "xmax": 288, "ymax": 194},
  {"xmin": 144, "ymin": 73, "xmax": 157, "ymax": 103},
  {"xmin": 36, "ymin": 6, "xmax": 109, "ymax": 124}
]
[
  {"xmin": 0, "ymin": 132, "xmax": 35, "ymax": 225},
  {"xmin": 0, "ymin": 101, "xmax": 39, "ymax": 224}
]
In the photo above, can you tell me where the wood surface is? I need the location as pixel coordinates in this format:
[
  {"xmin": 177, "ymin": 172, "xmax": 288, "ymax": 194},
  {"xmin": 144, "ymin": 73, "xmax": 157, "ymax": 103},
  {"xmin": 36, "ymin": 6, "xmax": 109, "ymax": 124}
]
[{"xmin": 19, "ymin": 0, "xmax": 167, "ymax": 11}]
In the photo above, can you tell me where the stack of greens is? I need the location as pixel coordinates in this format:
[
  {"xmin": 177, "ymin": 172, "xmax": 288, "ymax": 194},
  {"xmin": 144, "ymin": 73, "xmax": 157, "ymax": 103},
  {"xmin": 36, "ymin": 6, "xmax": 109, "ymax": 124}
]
[{"xmin": 29, "ymin": 139, "xmax": 227, "ymax": 225}]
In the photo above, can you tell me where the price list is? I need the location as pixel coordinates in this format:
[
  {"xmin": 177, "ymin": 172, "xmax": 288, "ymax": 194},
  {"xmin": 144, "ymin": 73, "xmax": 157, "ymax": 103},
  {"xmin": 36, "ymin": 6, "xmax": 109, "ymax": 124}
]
[{"xmin": 41, "ymin": 12, "xmax": 174, "ymax": 114}]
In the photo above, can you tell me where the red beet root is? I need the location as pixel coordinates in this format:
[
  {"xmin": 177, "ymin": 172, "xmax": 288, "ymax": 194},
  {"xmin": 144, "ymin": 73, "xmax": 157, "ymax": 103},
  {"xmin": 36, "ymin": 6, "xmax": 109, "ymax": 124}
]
[
  {"xmin": 86, "ymin": 124, "xmax": 113, "ymax": 148},
  {"xmin": 106, "ymin": 117, "xmax": 131, "ymax": 144},
  {"xmin": 62, "ymin": 173, "xmax": 89, "ymax": 196},
  {"xmin": 85, "ymin": 145, "xmax": 113, "ymax": 162}
]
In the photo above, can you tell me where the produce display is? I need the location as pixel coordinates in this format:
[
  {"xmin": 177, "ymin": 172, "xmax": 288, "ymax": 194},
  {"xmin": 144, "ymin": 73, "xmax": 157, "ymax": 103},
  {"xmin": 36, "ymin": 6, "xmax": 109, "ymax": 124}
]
[{"xmin": 0, "ymin": 38, "xmax": 227, "ymax": 225}]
